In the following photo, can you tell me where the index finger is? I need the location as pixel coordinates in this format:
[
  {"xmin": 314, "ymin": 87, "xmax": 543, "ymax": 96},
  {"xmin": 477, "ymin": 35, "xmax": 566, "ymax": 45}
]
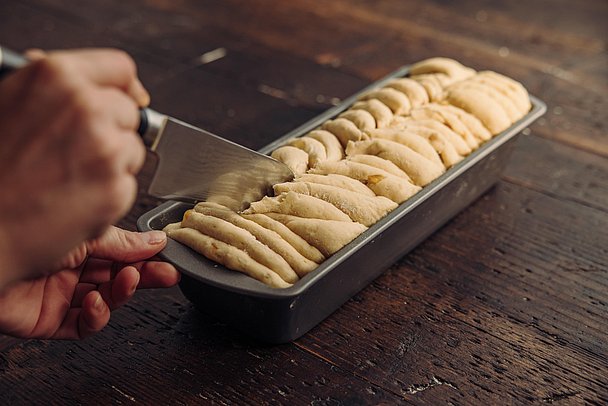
[{"xmin": 50, "ymin": 48, "xmax": 150, "ymax": 107}]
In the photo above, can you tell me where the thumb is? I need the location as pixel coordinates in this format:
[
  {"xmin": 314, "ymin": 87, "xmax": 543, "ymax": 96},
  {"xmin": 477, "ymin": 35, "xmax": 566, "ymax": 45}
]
[{"xmin": 86, "ymin": 226, "xmax": 167, "ymax": 262}]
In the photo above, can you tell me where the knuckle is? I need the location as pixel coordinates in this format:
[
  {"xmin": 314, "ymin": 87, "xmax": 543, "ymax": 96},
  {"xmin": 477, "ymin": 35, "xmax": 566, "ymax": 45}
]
[
  {"xmin": 29, "ymin": 56, "xmax": 69, "ymax": 82},
  {"xmin": 110, "ymin": 49, "xmax": 137, "ymax": 77},
  {"xmin": 70, "ymin": 91, "xmax": 99, "ymax": 122},
  {"xmin": 95, "ymin": 136, "xmax": 123, "ymax": 171}
]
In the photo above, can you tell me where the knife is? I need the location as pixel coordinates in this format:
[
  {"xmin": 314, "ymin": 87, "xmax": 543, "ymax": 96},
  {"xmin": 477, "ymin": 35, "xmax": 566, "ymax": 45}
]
[{"xmin": 0, "ymin": 46, "xmax": 294, "ymax": 211}]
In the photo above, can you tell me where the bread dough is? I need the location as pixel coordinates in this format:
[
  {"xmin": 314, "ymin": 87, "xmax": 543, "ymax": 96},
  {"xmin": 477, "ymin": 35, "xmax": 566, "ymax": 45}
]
[
  {"xmin": 273, "ymin": 181, "xmax": 398, "ymax": 226},
  {"xmin": 411, "ymin": 74, "xmax": 445, "ymax": 101},
  {"xmin": 436, "ymin": 104, "xmax": 492, "ymax": 141},
  {"xmin": 271, "ymin": 146, "xmax": 309, "ymax": 175},
  {"xmin": 339, "ymin": 109, "xmax": 376, "ymax": 131},
  {"xmin": 351, "ymin": 99, "xmax": 393, "ymax": 128},
  {"xmin": 181, "ymin": 211, "xmax": 299, "ymax": 283},
  {"xmin": 449, "ymin": 82, "xmax": 520, "ymax": 122},
  {"xmin": 422, "ymin": 132, "xmax": 463, "ymax": 168},
  {"xmin": 358, "ymin": 88, "xmax": 412, "ymax": 115},
  {"xmin": 346, "ymin": 139, "xmax": 445, "ymax": 186},
  {"xmin": 242, "ymin": 213, "xmax": 325, "ymax": 263},
  {"xmin": 193, "ymin": 202, "xmax": 318, "ymax": 277},
  {"xmin": 445, "ymin": 87, "xmax": 512, "ymax": 134},
  {"xmin": 409, "ymin": 57, "xmax": 476, "ymax": 82},
  {"xmin": 306, "ymin": 130, "xmax": 344, "ymax": 162},
  {"xmin": 384, "ymin": 78, "xmax": 429, "ymax": 108},
  {"xmin": 312, "ymin": 160, "xmax": 421, "ymax": 203},
  {"xmin": 243, "ymin": 191, "xmax": 353, "ymax": 222},
  {"xmin": 263, "ymin": 213, "xmax": 367, "ymax": 257},
  {"xmin": 164, "ymin": 57, "xmax": 532, "ymax": 289},
  {"xmin": 346, "ymin": 154, "xmax": 411, "ymax": 180},
  {"xmin": 410, "ymin": 106, "xmax": 480, "ymax": 149},
  {"xmin": 322, "ymin": 118, "xmax": 368, "ymax": 147},
  {"xmin": 286, "ymin": 136, "xmax": 327, "ymax": 166},
  {"xmin": 296, "ymin": 173, "xmax": 376, "ymax": 197},
  {"xmin": 392, "ymin": 118, "xmax": 472, "ymax": 155},
  {"xmin": 474, "ymin": 71, "xmax": 531, "ymax": 114},
  {"xmin": 365, "ymin": 128, "xmax": 444, "ymax": 166},
  {"xmin": 164, "ymin": 224, "xmax": 292, "ymax": 289}
]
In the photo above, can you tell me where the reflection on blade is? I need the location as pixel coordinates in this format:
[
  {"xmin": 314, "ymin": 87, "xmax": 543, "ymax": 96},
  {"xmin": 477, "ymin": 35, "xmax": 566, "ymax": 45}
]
[{"xmin": 148, "ymin": 118, "xmax": 294, "ymax": 211}]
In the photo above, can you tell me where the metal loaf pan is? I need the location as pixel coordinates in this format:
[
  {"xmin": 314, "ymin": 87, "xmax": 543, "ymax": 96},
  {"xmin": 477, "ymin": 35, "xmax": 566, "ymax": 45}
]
[{"xmin": 137, "ymin": 64, "xmax": 547, "ymax": 343}]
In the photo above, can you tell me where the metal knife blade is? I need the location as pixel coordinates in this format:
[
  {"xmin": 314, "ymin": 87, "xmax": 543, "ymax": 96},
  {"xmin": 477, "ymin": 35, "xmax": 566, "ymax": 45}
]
[{"xmin": 142, "ymin": 110, "xmax": 294, "ymax": 211}]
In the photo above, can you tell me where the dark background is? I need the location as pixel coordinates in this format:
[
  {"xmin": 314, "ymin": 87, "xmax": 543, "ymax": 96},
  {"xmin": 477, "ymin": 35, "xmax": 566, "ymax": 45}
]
[{"xmin": 1, "ymin": 0, "xmax": 607, "ymax": 404}]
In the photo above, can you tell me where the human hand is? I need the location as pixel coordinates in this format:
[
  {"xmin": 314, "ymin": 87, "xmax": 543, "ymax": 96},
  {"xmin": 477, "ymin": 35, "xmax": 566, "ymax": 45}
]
[
  {"xmin": 0, "ymin": 226, "xmax": 180, "ymax": 339},
  {"xmin": 0, "ymin": 48, "xmax": 150, "ymax": 287}
]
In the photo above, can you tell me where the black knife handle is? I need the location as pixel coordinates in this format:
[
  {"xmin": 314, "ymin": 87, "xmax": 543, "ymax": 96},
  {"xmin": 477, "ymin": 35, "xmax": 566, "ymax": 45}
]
[{"xmin": 0, "ymin": 45, "xmax": 163, "ymax": 143}]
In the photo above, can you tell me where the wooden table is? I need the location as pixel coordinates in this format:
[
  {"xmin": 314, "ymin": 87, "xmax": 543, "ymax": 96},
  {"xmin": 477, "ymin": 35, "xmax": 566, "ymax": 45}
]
[{"xmin": 1, "ymin": 1, "xmax": 606, "ymax": 404}]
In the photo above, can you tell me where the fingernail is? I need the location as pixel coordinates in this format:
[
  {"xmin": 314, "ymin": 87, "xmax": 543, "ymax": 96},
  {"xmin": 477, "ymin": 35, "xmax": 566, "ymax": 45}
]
[
  {"xmin": 145, "ymin": 230, "xmax": 166, "ymax": 245},
  {"xmin": 94, "ymin": 295, "xmax": 105, "ymax": 311}
]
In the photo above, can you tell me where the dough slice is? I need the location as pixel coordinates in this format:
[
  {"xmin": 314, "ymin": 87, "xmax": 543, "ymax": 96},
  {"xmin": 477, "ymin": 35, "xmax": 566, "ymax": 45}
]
[
  {"xmin": 346, "ymin": 139, "xmax": 445, "ymax": 186},
  {"xmin": 410, "ymin": 105, "xmax": 480, "ymax": 149},
  {"xmin": 264, "ymin": 213, "xmax": 367, "ymax": 257},
  {"xmin": 271, "ymin": 146, "xmax": 309, "ymax": 176},
  {"xmin": 411, "ymin": 74, "xmax": 444, "ymax": 101},
  {"xmin": 193, "ymin": 202, "xmax": 318, "ymax": 277},
  {"xmin": 243, "ymin": 191, "xmax": 352, "ymax": 222},
  {"xmin": 394, "ymin": 118, "xmax": 472, "ymax": 155},
  {"xmin": 311, "ymin": 160, "xmax": 421, "ymax": 204},
  {"xmin": 273, "ymin": 181, "xmax": 398, "ymax": 227},
  {"xmin": 346, "ymin": 154, "xmax": 411, "ymax": 180},
  {"xmin": 436, "ymin": 104, "xmax": 492, "ymax": 141},
  {"xmin": 422, "ymin": 133, "xmax": 463, "ymax": 168},
  {"xmin": 444, "ymin": 87, "xmax": 512, "ymax": 134},
  {"xmin": 409, "ymin": 57, "xmax": 476, "ymax": 82},
  {"xmin": 286, "ymin": 137, "xmax": 327, "ymax": 166},
  {"xmin": 242, "ymin": 213, "xmax": 325, "ymax": 263},
  {"xmin": 358, "ymin": 88, "xmax": 412, "ymax": 115},
  {"xmin": 449, "ymin": 82, "xmax": 520, "ymax": 122},
  {"xmin": 414, "ymin": 72, "xmax": 452, "ymax": 87},
  {"xmin": 182, "ymin": 211, "xmax": 299, "ymax": 283},
  {"xmin": 475, "ymin": 71, "xmax": 531, "ymax": 114},
  {"xmin": 351, "ymin": 99, "xmax": 394, "ymax": 128},
  {"xmin": 306, "ymin": 130, "xmax": 344, "ymax": 162},
  {"xmin": 164, "ymin": 225, "xmax": 291, "ymax": 289},
  {"xmin": 322, "ymin": 118, "xmax": 368, "ymax": 147},
  {"xmin": 365, "ymin": 128, "xmax": 443, "ymax": 166},
  {"xmin": 338, "ymin": 109, "xmax": 376, "ymax": 131},
  {"xmin": 296, "ymin": 173, "xmax": 376, "ymax": 197},
  {"xmin": 384, "ymin": 78, "xmax": 429, "ymax": 108}
]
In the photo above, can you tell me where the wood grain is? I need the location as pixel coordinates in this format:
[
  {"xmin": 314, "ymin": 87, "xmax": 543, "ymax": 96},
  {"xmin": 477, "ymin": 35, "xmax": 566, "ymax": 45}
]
[{"xmin": 0, "ymin": 0, "xmax": 606, "ymax": 404}]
